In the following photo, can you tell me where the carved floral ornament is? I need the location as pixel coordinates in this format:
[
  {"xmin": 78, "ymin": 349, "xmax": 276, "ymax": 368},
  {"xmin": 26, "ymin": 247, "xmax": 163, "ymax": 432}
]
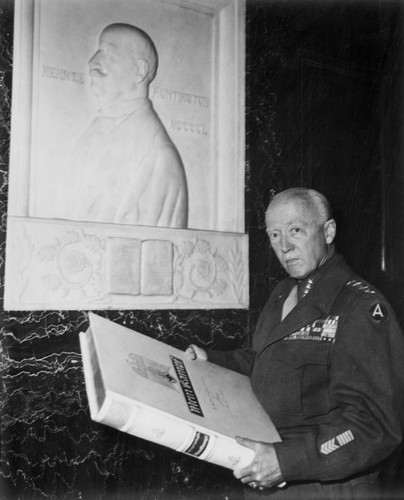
[
  {"xmin": 37, "ymin": 229, "xmax": 105, "ymax": 301},
  {"xmin": 174, "ymin": 239, "xmax": 228, "ymax": 300},
  {"xmin": 174, "ymin": 238, "xmax": 247, "ymax": 305},
  {"xmin": 7, "ymin": 220, "xmax": 247, "ymax": 309}
]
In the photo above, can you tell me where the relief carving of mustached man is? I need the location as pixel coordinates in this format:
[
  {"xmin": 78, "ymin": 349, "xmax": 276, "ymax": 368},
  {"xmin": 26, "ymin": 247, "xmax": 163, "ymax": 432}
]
[{"xmin": 60, "ymin": 23, "xmax": 188, "ymax": 228}]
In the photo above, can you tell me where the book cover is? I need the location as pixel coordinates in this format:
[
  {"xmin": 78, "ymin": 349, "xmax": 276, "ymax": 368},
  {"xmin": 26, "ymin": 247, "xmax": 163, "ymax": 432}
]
[{"xmin": 79, "ymin": 313, "xmax": 280, "ymax": 470}]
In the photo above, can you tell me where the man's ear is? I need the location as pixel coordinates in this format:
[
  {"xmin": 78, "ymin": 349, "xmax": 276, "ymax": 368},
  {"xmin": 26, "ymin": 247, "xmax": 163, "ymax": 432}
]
[
  {"xmin": 324, "ymin": 219, "xmax": 336, "ymax": 244},
  {"xmin": 136, "ymin": 59, "xmax": 149, "ymax": 84}
]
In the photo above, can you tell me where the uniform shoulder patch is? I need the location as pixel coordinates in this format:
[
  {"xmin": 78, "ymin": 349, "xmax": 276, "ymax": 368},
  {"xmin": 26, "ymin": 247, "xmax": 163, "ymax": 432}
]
[{"xmin": 370, "ymin": 302, "xmax": 388, "ymax": 322}]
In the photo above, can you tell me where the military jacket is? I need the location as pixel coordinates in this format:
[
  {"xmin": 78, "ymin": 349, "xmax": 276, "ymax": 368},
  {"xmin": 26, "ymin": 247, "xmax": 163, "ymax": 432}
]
[{"xmin": 208, "ymin": 253, "xmax": 404, "ymax": 483}]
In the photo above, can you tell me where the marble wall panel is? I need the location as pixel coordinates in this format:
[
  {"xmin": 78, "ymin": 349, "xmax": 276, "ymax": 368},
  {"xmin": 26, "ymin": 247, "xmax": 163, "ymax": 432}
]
[{"xmin": 0, "ymin": 1, "xmax": 253, "ymax": 498}]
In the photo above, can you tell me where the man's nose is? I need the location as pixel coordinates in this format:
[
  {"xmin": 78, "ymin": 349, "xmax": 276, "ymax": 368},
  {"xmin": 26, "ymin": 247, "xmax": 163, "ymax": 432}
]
[
  {"xmin": 89, "ymin": 51, "xmax": 100, "ymax": 68},
  {"xmin": 280, "ymin": 234, "xmax": 294, "ymax": 253}
]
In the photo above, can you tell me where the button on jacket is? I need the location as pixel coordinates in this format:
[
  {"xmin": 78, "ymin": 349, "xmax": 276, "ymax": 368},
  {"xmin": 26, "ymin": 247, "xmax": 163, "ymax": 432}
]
[{"xmin": 207, "ymin": 252, "xmax": 404, "ymax": 485}]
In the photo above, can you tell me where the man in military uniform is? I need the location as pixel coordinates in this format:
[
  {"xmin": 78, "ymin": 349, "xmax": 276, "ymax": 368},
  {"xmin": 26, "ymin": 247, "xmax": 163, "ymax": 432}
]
[{"xmin": 187, "ymin": 187, "xmax": 404, "ymax": 498}]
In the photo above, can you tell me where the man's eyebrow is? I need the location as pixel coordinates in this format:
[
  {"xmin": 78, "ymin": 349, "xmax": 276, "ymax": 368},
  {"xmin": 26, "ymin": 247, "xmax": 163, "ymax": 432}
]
[
  {"xmin": 286, "ymin": 219, "xmax": 307, "ymax": 225},
  {"xmin": 100, "ymin": 40, "xmax": 118, "ymax": 51},
  {"xmin": 281, "ymin": 219, "xmax": 308, "ymax": 227},
  {"xmin": 267, "ymin": 220, "xmax": 310, "ymax": 231}
]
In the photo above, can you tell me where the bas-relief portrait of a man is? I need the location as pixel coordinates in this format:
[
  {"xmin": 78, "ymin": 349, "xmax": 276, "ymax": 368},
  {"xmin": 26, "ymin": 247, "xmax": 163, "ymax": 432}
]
[
  {"xmin": 24, "ymin": 0, "xmax": 220, "ymax": 232},
  {"xmin": 5, "ymin": 0, "xmax": 246, "ymax": 310},
  {"xmin": 55, "ymin": 23, "xmax": 189, "ymax": 228}
]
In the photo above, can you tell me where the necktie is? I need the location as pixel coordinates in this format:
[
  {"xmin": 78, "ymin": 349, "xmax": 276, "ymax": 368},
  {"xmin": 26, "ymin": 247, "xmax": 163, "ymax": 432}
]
[{"xmin": 281, "ymin": 285, "xmax": 298, "ymax": 320}]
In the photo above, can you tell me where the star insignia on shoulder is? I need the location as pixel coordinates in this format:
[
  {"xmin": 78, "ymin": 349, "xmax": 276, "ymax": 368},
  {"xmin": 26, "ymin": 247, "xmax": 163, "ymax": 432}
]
[{"xmin": 347, "ymin": 279, "xmax": 376, "ymax": 295}]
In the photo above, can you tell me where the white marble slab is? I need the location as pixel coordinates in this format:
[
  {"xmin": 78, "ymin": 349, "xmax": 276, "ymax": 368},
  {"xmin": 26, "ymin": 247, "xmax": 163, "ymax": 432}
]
[{"xmin": 4, "ymin": 217, "xmax": 249, "ymax": 310}]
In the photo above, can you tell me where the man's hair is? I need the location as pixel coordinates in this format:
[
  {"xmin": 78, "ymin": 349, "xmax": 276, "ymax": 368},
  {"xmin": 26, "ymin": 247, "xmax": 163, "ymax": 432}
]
[
  {"xmin": 268, "ymin": 187, "xmax": 333, "ymax": 224},
  {"xmin": 103, "ymin": 23, "xmax": 159, "ymax": 83}
]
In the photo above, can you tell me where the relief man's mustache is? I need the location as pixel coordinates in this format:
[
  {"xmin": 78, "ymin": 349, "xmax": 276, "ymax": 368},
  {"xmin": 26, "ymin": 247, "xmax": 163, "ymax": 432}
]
[{"xmin": 89, "ymin": 68, "xmax": 106, "ymax": 77}]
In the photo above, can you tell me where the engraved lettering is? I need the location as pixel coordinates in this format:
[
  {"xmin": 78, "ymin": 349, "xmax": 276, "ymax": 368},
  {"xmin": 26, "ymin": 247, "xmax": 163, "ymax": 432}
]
[
  {"xmin": 170, "ymin": 120, "xmax": 209, "ymax": 136},
  {"xmin": 107, "ymin": 238, "xmax": 141, "ymax": 295},
  {"xmin": 150, "ymin": 86, "xmax": 209, "ymax": 108},
  {"xmin": 141, "ymin": 240, "xmax": 173, "ymax": 296},
  {"xmin": 42, "ymin": 65, "xmax": 85, "ymax": 84}
]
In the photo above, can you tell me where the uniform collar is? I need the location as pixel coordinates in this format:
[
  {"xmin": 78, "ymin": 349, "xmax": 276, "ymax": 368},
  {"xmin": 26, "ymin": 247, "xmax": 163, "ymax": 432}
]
[
  {"xmin": 301, "ymin": 252, "xmax": 352, "ymax": 313},
  {"xmin": 296, "ymin": 245, "xmax": 335, "ymax": 300},
  {"xmin": 274, "ymin": 252, "xmax": 351, "ymax": 307},
  {"xmin": 257, "ymin": 253, "xmax": 351, "ymax": 349}
]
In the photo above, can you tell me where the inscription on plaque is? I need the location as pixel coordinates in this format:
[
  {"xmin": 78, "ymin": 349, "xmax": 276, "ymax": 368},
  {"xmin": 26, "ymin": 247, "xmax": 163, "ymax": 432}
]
[
  {"xmin": 42, "ymin": 65, "xmax": 85, "ymax": 84},
  {"xmin": 141, "ymin": 240, "xmax": 173, "ymax": 296},
  {"xmin": 107, "ymin": 238, "xmax": 141, "ymax": 295},
  {"xmin": 170, "ymin": 120, "xmax": 209, "ymax": 135},
  {"xmin": 150, "ymin": 86, "xmax": 209, "ymax": 108}
]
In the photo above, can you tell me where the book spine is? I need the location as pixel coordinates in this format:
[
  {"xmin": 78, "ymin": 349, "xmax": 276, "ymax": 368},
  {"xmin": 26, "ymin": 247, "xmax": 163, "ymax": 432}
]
[{"xmin": 97, "ymin": 392, "xmax": 255, "ymax": 470}]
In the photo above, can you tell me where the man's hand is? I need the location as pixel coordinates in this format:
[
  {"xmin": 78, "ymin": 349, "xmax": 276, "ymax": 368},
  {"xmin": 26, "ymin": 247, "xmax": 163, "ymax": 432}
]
[
  {"xmin": 185, "ymin": 344, "xmax": 208, "ymax": 361},
  {"xmin": 233, "ymin": 436, "xmax": 284, "ymax": 491}
]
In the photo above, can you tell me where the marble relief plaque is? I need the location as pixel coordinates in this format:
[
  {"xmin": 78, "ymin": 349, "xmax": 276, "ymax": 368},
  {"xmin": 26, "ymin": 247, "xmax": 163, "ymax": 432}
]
[
  {"xmin": 6, "ymin": 0, "xmax": 246, "ymax": 310},
  {"xmin": 9, "ymin": 0, "xmax": 245, "ymax": 232}
]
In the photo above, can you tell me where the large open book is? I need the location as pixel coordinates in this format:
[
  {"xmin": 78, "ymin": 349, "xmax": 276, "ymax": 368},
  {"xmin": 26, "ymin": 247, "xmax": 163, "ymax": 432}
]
[{"xmin": 79, "ymin": 313, "xmax": 280, "ymax": 470}]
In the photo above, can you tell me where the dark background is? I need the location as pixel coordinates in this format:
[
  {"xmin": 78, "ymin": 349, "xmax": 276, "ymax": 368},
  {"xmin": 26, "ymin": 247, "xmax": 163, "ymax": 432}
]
[{"xmin": 1, "ymin": 0, "xmax": 403, "ymax": 498}]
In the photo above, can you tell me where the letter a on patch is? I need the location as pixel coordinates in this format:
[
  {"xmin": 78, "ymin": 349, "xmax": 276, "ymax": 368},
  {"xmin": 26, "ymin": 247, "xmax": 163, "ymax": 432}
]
[{"xmin": 370, "ymin": 303, "xmax": 388, "ymax": 322}]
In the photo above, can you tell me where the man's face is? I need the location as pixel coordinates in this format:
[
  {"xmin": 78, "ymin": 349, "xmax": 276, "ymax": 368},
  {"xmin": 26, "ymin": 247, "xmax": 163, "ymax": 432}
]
[
  {"xmin": 266, "ymin": 198, "xmax": 333, "ymax": 279},
  {"xmin": 89, "ymin": 27, "xmax": 138, "ymax": 104}
]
